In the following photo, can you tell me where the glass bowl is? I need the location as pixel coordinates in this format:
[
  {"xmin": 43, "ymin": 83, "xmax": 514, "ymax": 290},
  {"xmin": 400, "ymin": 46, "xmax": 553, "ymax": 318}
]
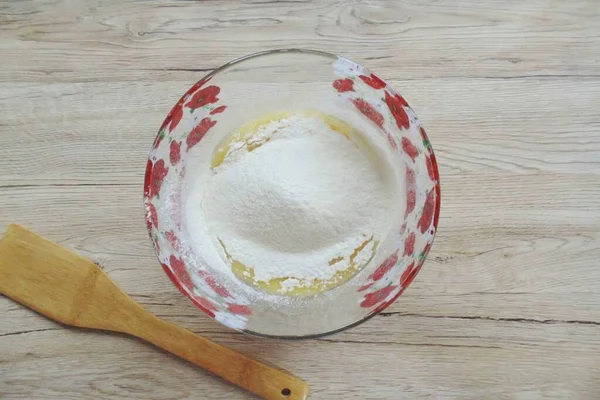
[{"xmin": 144, "ymin": 49, "xmax": 440, "ymax": 338}]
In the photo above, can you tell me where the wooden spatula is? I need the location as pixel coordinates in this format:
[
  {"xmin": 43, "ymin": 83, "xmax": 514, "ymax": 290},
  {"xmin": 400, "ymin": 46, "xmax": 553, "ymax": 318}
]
[{"xmin": 0, "ymin": 224, "xmax": 309, "ymax": 400}]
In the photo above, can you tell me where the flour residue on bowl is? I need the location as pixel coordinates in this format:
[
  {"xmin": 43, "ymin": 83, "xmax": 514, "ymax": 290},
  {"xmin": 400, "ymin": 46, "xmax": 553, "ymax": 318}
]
[{"xmin": 186, "ymin": 111, "xmax": 397, "ymax": 296}]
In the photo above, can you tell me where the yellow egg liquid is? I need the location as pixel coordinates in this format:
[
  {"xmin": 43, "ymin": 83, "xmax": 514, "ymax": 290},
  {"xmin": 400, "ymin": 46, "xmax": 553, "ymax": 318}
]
[{"xmin": 211, "ymin": 110, "xmax": 380, "ymax": 297}]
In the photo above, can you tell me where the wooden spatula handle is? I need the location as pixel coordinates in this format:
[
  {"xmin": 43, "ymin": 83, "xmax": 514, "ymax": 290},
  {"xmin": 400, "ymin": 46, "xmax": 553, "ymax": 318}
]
[
  {"xmin": 0, "ymin": 225, "xmax": 308, "ymax": 400},
  {"xmin": 123, "ymin": 310, "xmax": 308, "ymax": 400}
]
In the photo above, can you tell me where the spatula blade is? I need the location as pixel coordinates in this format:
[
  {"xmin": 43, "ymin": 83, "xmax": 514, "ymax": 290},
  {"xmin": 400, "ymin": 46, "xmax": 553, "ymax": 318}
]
[{"xmin": 0, "ymin": 224, "xmax": 115, "ymax": 328}]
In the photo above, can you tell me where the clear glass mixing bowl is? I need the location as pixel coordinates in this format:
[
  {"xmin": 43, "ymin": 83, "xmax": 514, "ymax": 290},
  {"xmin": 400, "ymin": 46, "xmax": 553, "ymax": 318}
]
[{"xmin": 144, "ymin": 49, "xmax": 440, "ymax": 338}]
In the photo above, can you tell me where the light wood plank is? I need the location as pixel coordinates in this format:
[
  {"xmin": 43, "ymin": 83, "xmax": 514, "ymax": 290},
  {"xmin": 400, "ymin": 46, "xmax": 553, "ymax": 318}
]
[
  {"xmin": 1, "ymin": 0, "xmax": 599, "ymax": 399},
  {"xmin": 1, "ymin": 0, "xmax": 598, "ymax": 83},
  {"xmin": 1, "ymin": 77, "xmax": 599, "ymax": 186},
  {"xmin": 2, "ymin": 326, "xmax": 599, "ymax": 399}
]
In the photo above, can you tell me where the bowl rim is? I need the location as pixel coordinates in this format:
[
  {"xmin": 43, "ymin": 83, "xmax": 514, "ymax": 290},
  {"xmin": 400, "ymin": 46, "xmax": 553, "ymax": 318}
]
[{"xmin": 144, "ymin": 48, "xmax": 441, "ymax": 339}]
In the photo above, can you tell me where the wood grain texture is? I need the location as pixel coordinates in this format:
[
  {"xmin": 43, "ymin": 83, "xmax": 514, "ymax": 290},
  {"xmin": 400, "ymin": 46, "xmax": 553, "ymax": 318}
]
[{"xmin": 1, "ymin": 0, "xmax": 599, "ymax": 399}]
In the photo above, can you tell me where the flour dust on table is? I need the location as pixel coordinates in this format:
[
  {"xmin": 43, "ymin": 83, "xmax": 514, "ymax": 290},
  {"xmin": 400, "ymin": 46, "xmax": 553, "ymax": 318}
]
[{"xmin": 185, "ymin": 110, "xmax": 398, "ymax": 296}]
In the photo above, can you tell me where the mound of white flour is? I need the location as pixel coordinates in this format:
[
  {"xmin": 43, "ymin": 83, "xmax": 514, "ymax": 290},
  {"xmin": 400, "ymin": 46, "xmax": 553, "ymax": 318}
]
[{"xmin": 188, "ymin": 114, "xmax": 394, "ymax": 291}]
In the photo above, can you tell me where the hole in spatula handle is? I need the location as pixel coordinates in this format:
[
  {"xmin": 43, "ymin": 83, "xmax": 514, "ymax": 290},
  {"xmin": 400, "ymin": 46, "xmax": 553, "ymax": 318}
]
[{"xmin": 281, "ymin": 387, "xmax": 291, "ymax": 397}]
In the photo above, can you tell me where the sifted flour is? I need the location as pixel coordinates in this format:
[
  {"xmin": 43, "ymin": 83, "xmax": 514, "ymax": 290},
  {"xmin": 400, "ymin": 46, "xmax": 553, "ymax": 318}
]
[{"xmin": 188, "ymin": 112, "xmax": 395, "ymax": 295}]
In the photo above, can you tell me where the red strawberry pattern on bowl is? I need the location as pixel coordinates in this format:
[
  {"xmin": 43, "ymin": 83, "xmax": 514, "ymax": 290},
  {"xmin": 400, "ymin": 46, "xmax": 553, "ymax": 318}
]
[
  {"xmin": 143, "ymin": 49, "xmax": 439, "ymax": 338},
  {"xmin": 331, "ymin": 56, "xmax": 440, "ymax": 316},
  {"xmin": 144, "ymin": 76, "xmax": 253, "ymax": 332}
]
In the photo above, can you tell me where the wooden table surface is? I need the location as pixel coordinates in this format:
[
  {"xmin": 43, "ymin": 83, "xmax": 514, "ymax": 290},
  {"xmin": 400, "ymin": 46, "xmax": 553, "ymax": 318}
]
[{"xmin": 1, "ymin": 1, "xmax": 599, "ymax": 399}]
